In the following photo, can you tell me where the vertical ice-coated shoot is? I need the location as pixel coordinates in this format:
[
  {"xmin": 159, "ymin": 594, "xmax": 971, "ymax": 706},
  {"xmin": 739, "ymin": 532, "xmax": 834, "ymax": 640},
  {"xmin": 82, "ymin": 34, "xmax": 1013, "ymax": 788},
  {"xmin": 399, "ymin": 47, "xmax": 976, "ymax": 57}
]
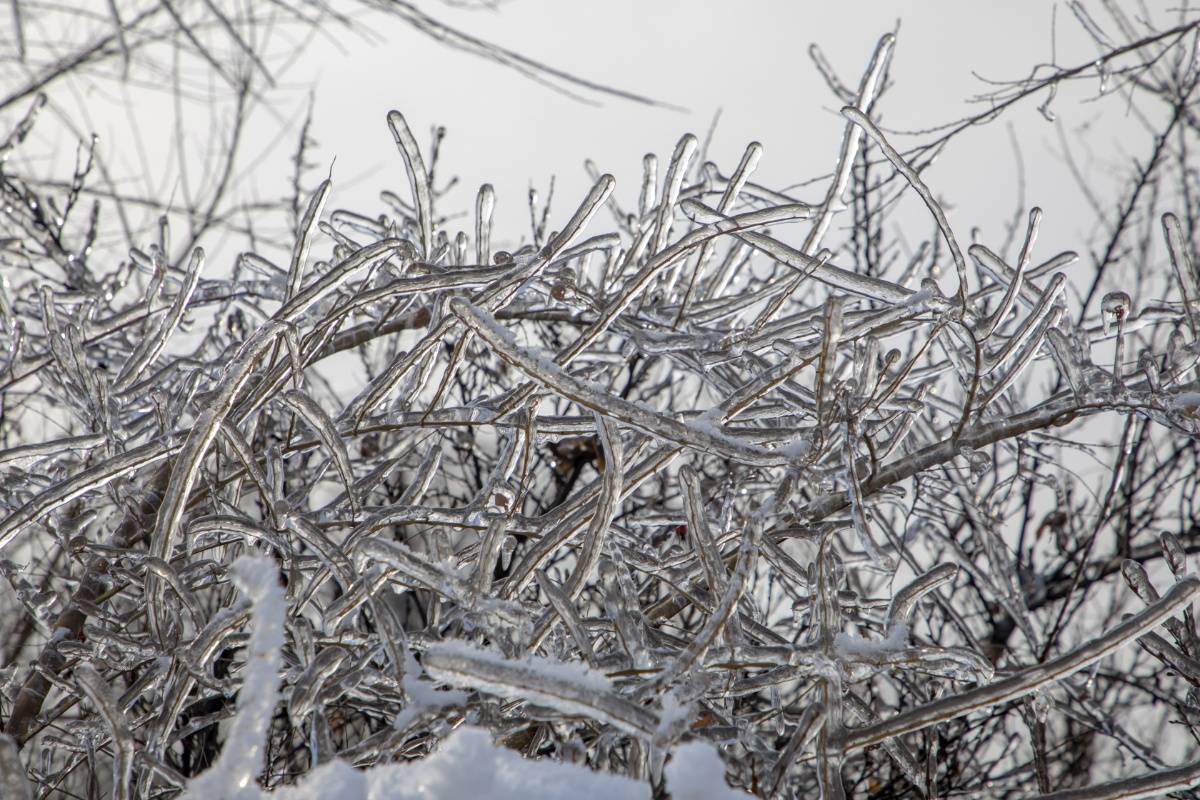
[{"xmin": 2, "ymin": 7, "xmax": 1200, "ymax": 800}]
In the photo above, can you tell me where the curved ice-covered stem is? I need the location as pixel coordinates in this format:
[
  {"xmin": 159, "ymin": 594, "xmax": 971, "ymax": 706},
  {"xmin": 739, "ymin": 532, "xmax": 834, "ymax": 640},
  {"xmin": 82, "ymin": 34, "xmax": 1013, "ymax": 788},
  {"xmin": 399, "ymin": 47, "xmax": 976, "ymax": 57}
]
[
  {"xmin": 1035, "ymin": 757, "xmax": 1200, "ymax": 800},
  {"xmin": 285, "ymin": 179, "xmax": 330, "ymax": 300},
  {"xmin": 673, "ymin": 140, "xmax": 762, "ymax": 323},
  {"xmin": 275, "ymin": 388, "xmax": 359, "ymax": 514},
  {"xmin": 386, "ymin": 111, "xmax": 432, "ymax": 257},
  {"xmin": 562, "ymin": 200, "xmax": 812, "ymax": 363},
  {"xmin": 151, "ymin": 239, "xmax": 407, "ymax": 611},
  {"xmin": 423, "ymin": 640, "xmax": 660, "ymax": 738},
  {"xmin": 526, "ymin": 413, "xmax": 623, "ymax": 650},
  {"xmin": 451, "ymin": 298, "xmax": 790, "ymax": 465},
  {"xmin": 649, "ymin": 133, "xmax": 697, "ymax": 255},
  {"xmin": 682, "ymin": 201, "xmax": 911, "ymax": 305},
  {"xmin": 840, "ymin": 576, "xmax": 1200, "ymax": 752},
  {"xmin": 803, "ymin": 33, "xmax": 894, "ymax": 254},
  {"xmin": 74, "ymin": 664, "xmax": 135, "ymax": 800},
  {"xmin": 843, "ymin": 105, "xmax": 969, "ymax": 305},
  {"xmin": 0, "ymin": 438, "xmax": 178, "ymax": 553},
  {"xmin": 767, "ymin": 702, "xmax": 826, "ymax": 797},
  {"xmin": 345, "ymin": 176, "xmax": 613, "ymax": 423},
  {"xmin": 112, "ymin": 246, "xmax": 204, "ymax": 393},
  {"xmin": 651, "ymin": 520, "xmax": 761, "ymax": 689},
  {"xmin": 1163, "ymin": 212, "xmax": 1200, "ymax": 338},
  {"xmin": 983, "ymin": 207, "xmax": 1041, "ymax": 338},
  {"xmin": 885, "ymin": 563, "xmax": 958, "ymax": 630}
]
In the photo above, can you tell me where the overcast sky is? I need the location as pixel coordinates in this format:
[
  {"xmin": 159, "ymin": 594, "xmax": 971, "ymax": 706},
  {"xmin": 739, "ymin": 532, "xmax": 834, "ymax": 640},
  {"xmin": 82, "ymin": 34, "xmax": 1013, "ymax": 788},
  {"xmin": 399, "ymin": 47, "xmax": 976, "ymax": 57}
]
[
  {"xmin": 6, "ymin": 1, "xmax": 1174, "ymax": 276},
  {"xmin": 281, "ymin": 0, "xmax": 1150, "ymax": 259}
]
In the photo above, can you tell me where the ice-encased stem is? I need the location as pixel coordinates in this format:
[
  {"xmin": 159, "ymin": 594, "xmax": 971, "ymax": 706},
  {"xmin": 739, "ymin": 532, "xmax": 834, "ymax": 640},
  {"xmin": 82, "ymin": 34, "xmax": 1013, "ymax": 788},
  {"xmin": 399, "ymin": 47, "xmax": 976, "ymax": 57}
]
[
  {"xmin": 534, "ymin": 571, "xmax": 597, "ymax": 666},
  {"xmin": 0, "ymin": 432, "xmax": 106, "ymax": 467},
  {"xmin": 149, "ymin": 239, "xmax": 407, "ymax": 626},
  {"xmin": 0, "ymin": 438, "xmax": 178, "ymax": 553},
  {"xmin": 450, "ymin": 299, "xmax": 789, "ymax": 465},
  {"xmin": 347, "ymin": 177, "xmax": 613, "ymax": 423},
  {"xmin": 977, "ymin": 306, "xmax": 1065, "ymax": 413},
  {"xmin": 422, "ymin": 641, "xmax": 659, "ymax": 738},
  {"xmin": 567, "ymin": 416, "xmax": 623, "ymax": 595},
  {"xmin": 286, "ymin": 179, "xmax": 330, "ymax": 300},
  {"xmin": 983, "ymin": 207, "xmax": 1041, "ymax": 339},
  {"xmin": 113, "ymin": 246, "xmax": 204, "ymax": 393},
  {"xmin": 475, "ymin": 183, "xmax": 494, "ymax": 266},
  {"xmin": 652, "ymin": 520, "xmax": 761, "ymax": 689},
  {"xmin": 1035, "ymin": 756, "xmax": 1200, "ymax": 800},
  {"xmin": 674, "ymin": 140, "xmax": 761, "ymax": 324},
  {"xmin": 650, "ymin": 133, "xmax": 698, "ymax": 256},
  {"xmin": 387, "ymin": 111, "xmax": 433, "ymax": 257},
  {"xmin": 501, "ymin": 439, "xmax": 674, "ymax": 598},
  {"xmin": 844, "ymin": 694, "xmax": 927, "ymax": 794},
  {"xmin": 1163, "ymin": 212, "xmax": 1200, "ymax": 337},
  {"xmin": 768, "ymin": 702, "xmax": 826, "ymax": 796},
  {"xmin": 276, "ymin": 388, "xmax": 358, "ymax": 514},
  {"xmin": 685, "ymin": 201, "xmax": 912, "ymax": 305},
  {"xmin": 74, "ymin": 664, "xmax": 135, "ymax": 800},
  {"xmin": 816, "ymin": 543, "xmax": 847, "ymax": 800},
  {"xmin": 886, "ymin": 563, "xmax": 958, "ymax": 630},
  {"xmin": 840, "ymin": 576, "xmax": 1200, "ymax": 752},
  {"xmin": 842, "ymin": 105, "xmax": 969, "ymax": 305},
  {"xmin": 804, "ymin": 33, "xmax": 894, "ymax": 254},
  {"xmin": 680, "ymin": 465, "xmax": 727, "ymax": 597},
  {"xmin": 982, "ymin": 273, "xmax": 1065, "ymax": 377},
  {"xmin": 563, "ymin": 200, "xmax": 812, "ymax": 364}
]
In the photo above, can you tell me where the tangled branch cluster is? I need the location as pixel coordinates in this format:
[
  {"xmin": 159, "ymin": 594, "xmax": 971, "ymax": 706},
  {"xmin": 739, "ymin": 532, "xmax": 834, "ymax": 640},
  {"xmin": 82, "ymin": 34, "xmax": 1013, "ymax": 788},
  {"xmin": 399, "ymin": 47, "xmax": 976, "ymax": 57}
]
[{"xmin": 3, "ymin": 4, "xmax": 1200, "ymax": 799}]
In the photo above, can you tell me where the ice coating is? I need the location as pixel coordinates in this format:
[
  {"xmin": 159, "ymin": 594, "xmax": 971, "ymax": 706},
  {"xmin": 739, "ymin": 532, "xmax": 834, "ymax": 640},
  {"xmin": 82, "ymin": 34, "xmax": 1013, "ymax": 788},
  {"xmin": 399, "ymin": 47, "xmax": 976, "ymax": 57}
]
[{"xmin": 4, "ymin": 17, "xmax": 1200, "ymax": 798}]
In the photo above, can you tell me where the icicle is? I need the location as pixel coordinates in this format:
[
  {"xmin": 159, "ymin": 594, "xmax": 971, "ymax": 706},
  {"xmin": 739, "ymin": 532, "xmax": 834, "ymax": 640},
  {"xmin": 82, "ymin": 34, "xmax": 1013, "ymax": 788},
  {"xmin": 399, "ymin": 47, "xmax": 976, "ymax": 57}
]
[
  {"xmin": 1163, "ymin": 212, "xmax": 1200, "ymax": 337},
  {"xmin": 475, "ymin": 183, "xmax": 494, "ymax": 265},
  {"xmin": 287, "ymin": 179, "xmax": 331, "ymax": 299},
  {"xmin": 386, "ymin": 111, "xmax": 433, "ymax": 257},
  {"xmin": 650, "ymin": 134, "xmax": 698, "ymax": 255},
  {"xmin": 1101, "ymin": 290, "xmax": 1132, "ymax": 388},
  {"xmin": 276, "ymin": 389, "xmax": 359, "ymax": 515}
]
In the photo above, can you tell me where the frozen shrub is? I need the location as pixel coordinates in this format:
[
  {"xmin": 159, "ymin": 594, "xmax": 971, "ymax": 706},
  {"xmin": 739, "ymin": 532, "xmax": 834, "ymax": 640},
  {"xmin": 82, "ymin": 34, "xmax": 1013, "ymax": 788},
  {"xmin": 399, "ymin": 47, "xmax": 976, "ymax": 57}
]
[{"xmin": 2, "ymin": 4, "xmax": 1200, "ymax": 799}]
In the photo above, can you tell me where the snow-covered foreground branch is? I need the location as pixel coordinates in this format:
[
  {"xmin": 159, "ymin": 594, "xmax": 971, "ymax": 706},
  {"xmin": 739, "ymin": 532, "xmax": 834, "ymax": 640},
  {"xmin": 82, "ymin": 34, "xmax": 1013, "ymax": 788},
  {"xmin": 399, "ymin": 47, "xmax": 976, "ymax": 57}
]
[{"xmin": 177, "ymin": 557, "xmax": 748, "ymax": 800}]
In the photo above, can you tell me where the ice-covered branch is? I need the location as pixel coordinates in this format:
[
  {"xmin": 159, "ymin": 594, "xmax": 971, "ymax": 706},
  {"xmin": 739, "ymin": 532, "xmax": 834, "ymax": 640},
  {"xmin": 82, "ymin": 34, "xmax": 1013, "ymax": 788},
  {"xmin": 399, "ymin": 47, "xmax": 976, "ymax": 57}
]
[{"xmin": 840, "ymin": 576, "xmax": 1200, "ymax": 752}]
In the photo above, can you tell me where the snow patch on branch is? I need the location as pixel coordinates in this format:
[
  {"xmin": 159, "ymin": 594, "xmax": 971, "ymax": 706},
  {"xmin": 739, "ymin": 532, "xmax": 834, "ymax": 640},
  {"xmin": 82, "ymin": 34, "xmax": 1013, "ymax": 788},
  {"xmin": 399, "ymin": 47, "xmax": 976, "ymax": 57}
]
[{"xmin": 834, "ymin": 623, "xmax": 910, "ymax": 660}]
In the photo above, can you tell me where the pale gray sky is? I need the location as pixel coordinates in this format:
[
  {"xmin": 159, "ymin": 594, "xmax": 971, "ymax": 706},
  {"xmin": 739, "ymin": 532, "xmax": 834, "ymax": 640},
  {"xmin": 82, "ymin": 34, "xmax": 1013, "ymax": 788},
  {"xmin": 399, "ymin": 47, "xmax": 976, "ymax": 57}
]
[
  {"xmin": 7, "ymin": 1, "xmax": 1170, "ymax": 275},
  {"xmin": 290, "ymin": 0, "xmax": 1143, "ymax": 259}
]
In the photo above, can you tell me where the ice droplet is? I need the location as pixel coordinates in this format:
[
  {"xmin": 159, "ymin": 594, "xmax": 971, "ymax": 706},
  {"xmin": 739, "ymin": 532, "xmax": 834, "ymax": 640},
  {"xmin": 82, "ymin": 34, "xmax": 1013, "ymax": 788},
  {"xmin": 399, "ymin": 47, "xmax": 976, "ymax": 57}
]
[{"xmin": 1100, "ymin": 290, "xmax": 1131, "ymax": 336}]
